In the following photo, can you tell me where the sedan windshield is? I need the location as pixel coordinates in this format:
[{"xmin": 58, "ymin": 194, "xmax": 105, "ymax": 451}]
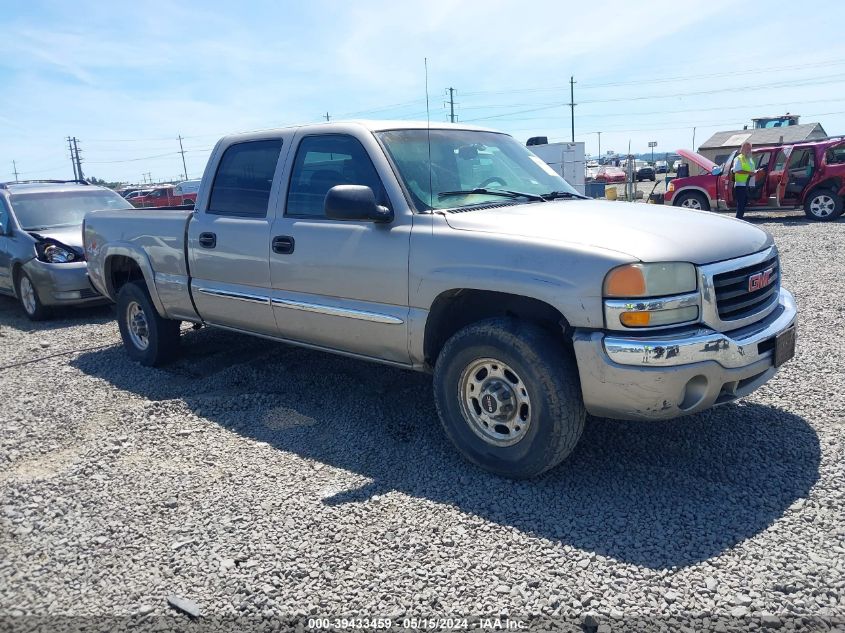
[
  {"xmin": 10, "ymin": 189, "xmax": 132, "ymax": 230},
  {"xmin": 376, "ymin": 129, "xmax": 580, "ymax": 211}
]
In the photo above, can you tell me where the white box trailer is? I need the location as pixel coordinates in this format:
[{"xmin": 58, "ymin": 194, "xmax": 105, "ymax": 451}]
[{"xmin": 526, "ymin": 141, "xmax": 586, "ymax": 194}]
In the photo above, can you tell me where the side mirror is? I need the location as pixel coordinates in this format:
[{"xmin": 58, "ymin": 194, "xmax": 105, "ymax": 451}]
[
  {"xmin": 324, "ymin": 185, "xmax": 393, "ymax": 223},
  {"xmin": 711, "ymin": 166, "xmax": 723, "ymax": 176}
]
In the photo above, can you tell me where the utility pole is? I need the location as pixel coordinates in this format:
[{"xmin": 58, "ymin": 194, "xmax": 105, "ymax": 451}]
[
  {"xmin": 12, "ymin": 161, "xmax": 19, "ymax": 181},
  {"xmin": 446, "ymin": 87, "xmax": 456, "ymax": 123},
  {"xmin": 324, "ymin": 112, "xmax": 331, "ymax": 121},
  {"xmin": 597, "ymin": 132, "xmax": 601, "ymax": 161},
  {"xmin": 568, "ymin": 76, "xmax": 576, "ymax": 143},
  {"xmin": 178, "ymin": 135, "xmax": 188, "ymax": 180},
  {"xmin": 143, "ymin": 171, "xmax": 152, "ymax": 184},
  {"xmin": 692, "ymin": 127, "xmax": 697, "ymax": 151},
  {"xmin": 72, "ymin": 137, "xmax": 84, "ymax": 180},
  {"xmin": 67, "ymin": 137, "xmax": 79, "ymax": 180}
]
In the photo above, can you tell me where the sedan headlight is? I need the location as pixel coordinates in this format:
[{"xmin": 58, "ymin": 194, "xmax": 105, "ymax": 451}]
[
  {"xmin": 39, "ymin": 243, "xmax": 78, "ymax": 263},
  {"xmin": 604, "ymin": 262, "xmax": 699, "ymax": 329}
]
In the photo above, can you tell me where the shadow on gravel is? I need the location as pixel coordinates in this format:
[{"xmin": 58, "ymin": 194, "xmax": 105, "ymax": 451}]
[
  {"xmin": 0, "ymin": 294, "xmax": 114, "ymax": 332},
  {"xmin": 72, "ymin": 327, "xmax": 821, "ymax": 570}
]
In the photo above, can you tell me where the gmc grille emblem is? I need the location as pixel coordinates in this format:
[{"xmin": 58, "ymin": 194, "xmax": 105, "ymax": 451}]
[{"xmin": 748, "ymin": 267, "xmax": 775, "ymax": 292}]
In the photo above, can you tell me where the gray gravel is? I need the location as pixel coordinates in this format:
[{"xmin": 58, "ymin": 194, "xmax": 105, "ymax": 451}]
[{"xmin": 1, "ymin": 209, "xmax": 844, "ymax": 632}]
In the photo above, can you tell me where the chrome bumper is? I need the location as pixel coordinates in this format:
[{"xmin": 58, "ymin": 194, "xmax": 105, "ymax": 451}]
[{"xmin": 572, "ymin": 288, "xmax": 797, "ymax": 420}]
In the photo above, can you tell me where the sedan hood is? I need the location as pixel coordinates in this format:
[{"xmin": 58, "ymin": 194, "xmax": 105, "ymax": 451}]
[
  {"xmin": 27, "ymin": 225, "xmax": 84, "ymax": 250},
  {"xmin": 443, "ymin": 200, "xmax": 772, "ymax": 265}
]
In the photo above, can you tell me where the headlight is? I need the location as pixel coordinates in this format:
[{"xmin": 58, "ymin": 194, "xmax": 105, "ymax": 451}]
[
  {"xmin": 604, "ymin": 262, "xmax": 696, "ymax": 297},
  {"xmin": 604, "ymin": 263, "xmax": 699, "ymax": 329},
  {"xmin": 40, "ymin": 244, "xmax": 77, "ymax": 263},
  {"xmin": 667, "ymin": 181, "xmax": 675, "ymax": 192}
]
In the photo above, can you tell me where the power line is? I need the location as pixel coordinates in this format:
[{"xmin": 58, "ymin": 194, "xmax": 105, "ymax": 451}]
[
  {"xmin": 462, "ymin": 75, "xmax": 845, "ymax": 123},
  {"xmin": 459, "ymin": 58, "xmax": 845, "ymax": 97}
]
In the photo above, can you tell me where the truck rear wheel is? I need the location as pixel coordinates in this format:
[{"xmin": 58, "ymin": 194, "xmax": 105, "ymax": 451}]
[
  {"xmin": 117, "ymin": 281, "xmax": 181, "ymax": 366},
  {"xmin": 433, "ymin": 318, "xmax": 585, "ymax": 479},
  {"xmin": 804, "ymin": 188, "xmax": 843, "ymax": 221}
]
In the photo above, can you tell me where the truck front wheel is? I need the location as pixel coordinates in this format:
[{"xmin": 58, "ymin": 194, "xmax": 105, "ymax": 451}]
[
  {"xmin": 433, "ymin": 318, "xmax": 586, "ymax": 479},
  {"xmin": 674, "ymin": 191, "xmax": 710, "ymax": 211},
  {"xmin": 117, "ymin": 281, "xmax": 181, "ymax": 366}
]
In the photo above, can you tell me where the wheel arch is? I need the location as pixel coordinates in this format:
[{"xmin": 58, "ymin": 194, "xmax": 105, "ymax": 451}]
[
  {"xmin": 101, "ymin": 245, "xmax": 167, "ymax": 317},
  {"xmin": 423, "ymin": 289, "xmax": 571, "ymax": 367}
]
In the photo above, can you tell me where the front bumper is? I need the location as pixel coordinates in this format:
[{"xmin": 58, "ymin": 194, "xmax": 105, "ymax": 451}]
[
  {"xmin": 21, "ymin": 259, "xmax": 106, "ymax": 307},
  {"xmin": 572, "ymin": 288, "xmax": 797, "ymax": 420}
]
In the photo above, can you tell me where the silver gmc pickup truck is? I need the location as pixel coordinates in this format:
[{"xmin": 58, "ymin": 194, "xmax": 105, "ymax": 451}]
[{"xmin": 84, "ymin": 121, "xmax": 797, "ymax": 478}]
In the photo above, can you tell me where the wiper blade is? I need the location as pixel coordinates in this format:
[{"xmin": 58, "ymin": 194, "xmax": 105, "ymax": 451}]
[
  {"xmin": 540, "ymin": 191, "xmax": 589, "ymax": 200},
  {"xmin": 437, "ymin": 188, "xmax": 545, "ymax": 201}
]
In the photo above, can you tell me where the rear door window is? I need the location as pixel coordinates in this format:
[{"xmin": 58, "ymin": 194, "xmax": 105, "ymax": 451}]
[{"xmin": 208, "ymin": 139, "xmax": 283, "ymax": 217}]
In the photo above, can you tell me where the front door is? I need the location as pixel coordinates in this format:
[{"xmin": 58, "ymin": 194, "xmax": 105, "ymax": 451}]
[
  {"xmin": 187, "ymin": 138, "xmax": 286, "ymax": 336},
  {"xmin": 269, "ymin": 132, "xmax": 412, "ymax": 364},
  {"xmin": 718, "ymin": 150, "xmax": 737, "ymax": 207}
]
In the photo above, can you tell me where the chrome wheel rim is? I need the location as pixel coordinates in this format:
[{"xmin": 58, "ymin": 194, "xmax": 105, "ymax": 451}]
[
  {"xmin": 810, "ymin": 194, "xmax": 834, "ymax": 218},
  {"xmin": 126, "ymin": 301, "xmax": 150, "ymax": 350},
  {"xmin": 681, "ymin": 198, "xmax": 702, "ymax": 210},
  {"xmin": 458, "ymin": 357, "xmax": 532, "ymax": 447},
  {"xmin": 20, "ymin": 276, "xmax": 36, "ymax": 315}
]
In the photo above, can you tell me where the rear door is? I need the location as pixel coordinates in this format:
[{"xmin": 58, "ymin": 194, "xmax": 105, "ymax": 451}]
[
  {"xmin": 268, "ymin": 130, "xmax": 412, "ymax": 364},
  {"xmin": 776, "ymin": 146, "xmax": 813, "ymax": 207},
  {"xmin": 187, "ymin": 137, "xmax": 288, "ymax": 335}
]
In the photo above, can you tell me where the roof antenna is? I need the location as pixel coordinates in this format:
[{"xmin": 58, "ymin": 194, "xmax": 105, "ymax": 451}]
[{"xmin": 425, "ymin": 57, "xmax": 433, "ymax": 210}]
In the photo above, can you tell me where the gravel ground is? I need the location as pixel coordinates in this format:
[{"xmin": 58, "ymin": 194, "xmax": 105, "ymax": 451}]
[{"xmin": 1, "ymin": 210, "xmax": 843, "ymax": 633}]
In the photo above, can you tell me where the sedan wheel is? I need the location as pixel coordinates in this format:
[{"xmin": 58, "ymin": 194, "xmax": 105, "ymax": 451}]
[{"xmin": 20, "ymin": 276, "xmax": 37, "ymax": 315}]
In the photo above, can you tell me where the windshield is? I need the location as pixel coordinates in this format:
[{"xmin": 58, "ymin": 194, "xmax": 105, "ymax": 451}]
[
  {"xmin": 10, "ymin": 189, "xmax": 132, "ymax": 230},
  {"xmin": 376, "ymin": 129, "xmax": 579, "ymax": 211}
]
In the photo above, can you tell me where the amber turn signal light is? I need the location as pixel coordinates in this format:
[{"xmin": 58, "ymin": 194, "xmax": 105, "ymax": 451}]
[
  {"xmin": 619, "ymin": 311, "xmax": 651, "ymax": 327},
  {"xmin": 604, "ymin": 265, "xmax": 646, "ymax": 297}
]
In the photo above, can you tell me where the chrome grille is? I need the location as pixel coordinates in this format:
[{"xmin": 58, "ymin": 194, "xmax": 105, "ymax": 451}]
[{"xmin": 713, "ymin": 253, "xmax": 779, "ymax": 321}]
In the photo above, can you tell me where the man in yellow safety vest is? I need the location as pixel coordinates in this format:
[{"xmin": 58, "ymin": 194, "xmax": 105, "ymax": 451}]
[{"xmin": 732, "ymin": 142, "xmax": 755, "ymax": 219}]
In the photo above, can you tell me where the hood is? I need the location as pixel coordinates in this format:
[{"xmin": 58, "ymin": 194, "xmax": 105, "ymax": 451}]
[
  {"xmin": 27, "ymin": 225, "xmax": 84, "ymax": 251},
  {"xmin": 677, "ymin": 148, "xmax": 717, "ymax": 172},
  {"xmin": 443, "ymin": 200, "xmax": 772, "ymax": 265}
]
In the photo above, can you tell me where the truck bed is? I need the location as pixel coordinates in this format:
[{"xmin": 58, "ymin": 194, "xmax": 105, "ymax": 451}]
[{"xmin": 84, "ymin": 207, "xmax": 198, "ymax": 321}]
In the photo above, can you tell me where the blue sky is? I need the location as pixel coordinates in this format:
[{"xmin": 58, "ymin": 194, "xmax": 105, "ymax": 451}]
[{"xmin": 2, "ymin": 0, "xmax": 844, "ymax": 183}]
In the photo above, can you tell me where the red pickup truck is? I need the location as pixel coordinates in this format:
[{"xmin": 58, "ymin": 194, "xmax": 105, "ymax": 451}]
[
  {"xmin": 665, "ymin": 138, "xmax": 845, "ymax": 221},
  {"xmin": 130, "ymin": 185, "xmax": 196, "ymax": 208}
]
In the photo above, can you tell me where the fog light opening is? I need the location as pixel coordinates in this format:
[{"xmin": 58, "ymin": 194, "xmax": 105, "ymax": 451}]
[{"xmin": 680, "ymin": 375, "xmax": 708, "ymax": 411}]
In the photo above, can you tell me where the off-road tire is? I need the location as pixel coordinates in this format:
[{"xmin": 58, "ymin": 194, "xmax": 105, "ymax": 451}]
[
  {"xmin": 16, "ymin": 270, "xmax": 51, "ymax": 321},
  {"xmin": 674, "ymin": 191, "xmax": 710, "ymax": 211},
  {"xmin": 433, "ymin": 318, "xmax": 586, "ymax": 479},
  {"xmin": 116, "ymin": 281, "xmax": 181, "ymax": 366},
  {"xmin": 803, "ymin": 188, "xmax": 843, "ymax": 221}
]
